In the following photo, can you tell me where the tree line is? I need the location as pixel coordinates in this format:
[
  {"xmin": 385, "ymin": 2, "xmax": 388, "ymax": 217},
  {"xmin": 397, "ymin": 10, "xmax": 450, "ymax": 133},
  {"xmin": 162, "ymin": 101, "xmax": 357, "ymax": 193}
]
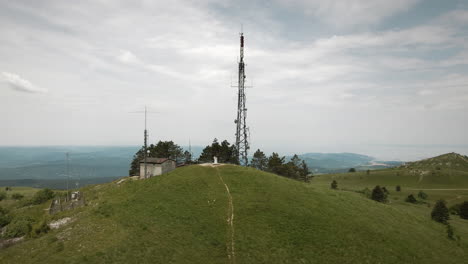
[{"xmin": 129, "ymin": 139, "xmax": 312, "ymax": 182}]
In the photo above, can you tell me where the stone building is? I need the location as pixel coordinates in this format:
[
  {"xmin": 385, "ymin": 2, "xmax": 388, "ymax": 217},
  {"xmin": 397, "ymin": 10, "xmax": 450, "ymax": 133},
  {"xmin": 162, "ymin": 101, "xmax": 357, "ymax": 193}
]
[{"xmin": 140, "ymin": 158, "xmax": 176, "ymax": 179}]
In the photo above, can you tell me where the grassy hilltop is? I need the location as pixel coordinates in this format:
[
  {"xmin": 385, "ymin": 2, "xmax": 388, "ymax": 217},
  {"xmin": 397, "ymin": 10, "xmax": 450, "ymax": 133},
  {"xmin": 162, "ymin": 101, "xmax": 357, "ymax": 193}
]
[
  {"xmin": 314, "ymin": 153, "xmax": 468, "ymax": 206},
  {"xmin": 0, "ymin": 163, "xmax": 468, "ymax": 263}
]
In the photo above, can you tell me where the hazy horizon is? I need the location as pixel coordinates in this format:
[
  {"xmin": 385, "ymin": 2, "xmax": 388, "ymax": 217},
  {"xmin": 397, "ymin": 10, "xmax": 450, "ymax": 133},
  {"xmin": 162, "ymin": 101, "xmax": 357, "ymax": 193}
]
[{"xmin": 1, "ymin": 144, "xmax": 467, "ymax": 161}]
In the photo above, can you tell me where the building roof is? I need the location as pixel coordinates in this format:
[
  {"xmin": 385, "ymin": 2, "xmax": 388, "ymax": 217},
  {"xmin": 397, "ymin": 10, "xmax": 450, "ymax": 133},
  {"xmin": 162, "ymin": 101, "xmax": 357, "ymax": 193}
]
[{"xmin": 140, "ymin": 157, "xmax": 174, "ymax": 164}]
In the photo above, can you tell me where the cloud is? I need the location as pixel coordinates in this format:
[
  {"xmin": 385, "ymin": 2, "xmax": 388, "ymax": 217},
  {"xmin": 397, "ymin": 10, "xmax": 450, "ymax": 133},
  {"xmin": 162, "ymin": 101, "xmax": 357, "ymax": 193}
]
[
  {"xmin": 1, "ymin": 72, "xmax": 47, "ymax": 93},
  {"xmin": 276, "ymin": 0, "xmax": 421, "ymax": 28}
]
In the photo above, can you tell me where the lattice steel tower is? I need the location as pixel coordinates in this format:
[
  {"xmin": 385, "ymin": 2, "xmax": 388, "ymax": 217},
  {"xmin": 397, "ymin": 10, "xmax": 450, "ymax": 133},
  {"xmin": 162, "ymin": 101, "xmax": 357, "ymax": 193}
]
[{"xmin": 234, "ymin": 32, "xmax": 249, "ymax": 166}]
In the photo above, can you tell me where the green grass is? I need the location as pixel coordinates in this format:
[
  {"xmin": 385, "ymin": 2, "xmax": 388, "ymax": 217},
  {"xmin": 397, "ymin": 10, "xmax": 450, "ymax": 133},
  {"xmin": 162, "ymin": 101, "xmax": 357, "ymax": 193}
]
[{"xmin": 0, "ymin": 165, "xmax": 467, "ymax": 263}]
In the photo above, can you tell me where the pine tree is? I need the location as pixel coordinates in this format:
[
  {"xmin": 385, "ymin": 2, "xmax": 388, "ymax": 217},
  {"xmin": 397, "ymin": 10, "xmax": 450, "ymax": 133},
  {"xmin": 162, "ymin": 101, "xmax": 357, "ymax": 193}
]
[
  {"xmin": 331, "ymin": 180, "xmax": 338, "ymax": 189},
  {"xmin": 291, "ymin": 154, "xmax": 301, "ymax": 167},
  {"xmin": 431, "ymin": 199, "xmax": 450, "ymax": 224},
  {"xmin": 251, "ymin": 149, "xmax": 268, "ymax": 171},
  {"xmin": 371, "ymin": 185, "xmax": 387, "ymax": 203},
  {"xmin": 300, "ymin": 160, "xmax": 311, "ymax": 183},
  {"xmin": 267, "ymin": 153, "xmax": 285, "ymax": 175}
]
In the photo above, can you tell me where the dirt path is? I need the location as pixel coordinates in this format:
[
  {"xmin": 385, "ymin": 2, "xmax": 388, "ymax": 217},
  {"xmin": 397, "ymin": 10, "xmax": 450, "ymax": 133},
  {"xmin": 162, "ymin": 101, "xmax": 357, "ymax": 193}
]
[{"xmin": 216, "ymin": 168, "xmax": 235, "ymax": 264}]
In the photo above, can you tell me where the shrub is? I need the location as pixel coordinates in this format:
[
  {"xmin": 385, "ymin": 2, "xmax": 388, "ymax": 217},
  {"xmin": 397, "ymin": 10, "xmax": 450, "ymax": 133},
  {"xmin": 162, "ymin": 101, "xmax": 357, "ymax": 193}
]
[
  {"xmin": 431, "ymin": 199, "xmax": 450, "ymax": 224},
  {"xmin": 11, "ymin": 193, "xmax": 24, "ymax": 200},
  {"xmin": 348, "ymin": 168, "xmax": 356, "ymax": 173},
  {"xmin": 31, "ymin": 220, "xmax": 50, "ymax": 237},
  {"xmin": 396, "ymin": 185, "xmax": 401, "ymax": 192},
  {"xmin": 0, "ymin": 207, "xmax": 11, "ymax": 227},
  {"xmin": 371, "ymin": 185, "xmax": 387, "ymax": 203},
  {"xmin": 331, "ymin": 180, "xmax": 338, "ymax": 190},
  {"xmin": 405, "ymin": 194, "xmax": 417, "ymax": 203},
  {"xmin": 3, "ymin": 218, "xmax": 33, "ymax": 238},
  {"xmin": 459, "ymin": 201, "xmax": 468, "ymax": 220},
  {"xmin": 30, "ymin": 188, "xmax": 55, "ymax": 205},
  {"xmin": 418, "ymin": 191, "xmax": 428, "ymax": 200},
  {"xmin": 0, "ymin": 192, "xmax": 6, "ymax": 201}
]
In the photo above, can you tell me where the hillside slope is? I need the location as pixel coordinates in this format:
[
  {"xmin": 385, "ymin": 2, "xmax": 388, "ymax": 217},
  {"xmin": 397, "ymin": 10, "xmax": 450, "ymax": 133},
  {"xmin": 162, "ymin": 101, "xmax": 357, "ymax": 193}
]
[{"xmin": 0, "ymin": 165, "xmax": 467, "ymax": 263}]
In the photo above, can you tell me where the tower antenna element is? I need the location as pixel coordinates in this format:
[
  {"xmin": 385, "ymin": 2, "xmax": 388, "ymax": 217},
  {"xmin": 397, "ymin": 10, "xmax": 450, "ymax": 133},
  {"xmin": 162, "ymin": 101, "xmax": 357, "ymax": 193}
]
[{"xmin": 234, "ymin": 31, "xmax": 250, "ymax": 166}]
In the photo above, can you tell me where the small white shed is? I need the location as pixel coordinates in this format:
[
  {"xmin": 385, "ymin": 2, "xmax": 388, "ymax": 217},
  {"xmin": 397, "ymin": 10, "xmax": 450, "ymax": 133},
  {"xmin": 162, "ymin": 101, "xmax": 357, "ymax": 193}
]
[{"xmin": 139, "ymin": 158, "xmax": 176, "ymax": 179}]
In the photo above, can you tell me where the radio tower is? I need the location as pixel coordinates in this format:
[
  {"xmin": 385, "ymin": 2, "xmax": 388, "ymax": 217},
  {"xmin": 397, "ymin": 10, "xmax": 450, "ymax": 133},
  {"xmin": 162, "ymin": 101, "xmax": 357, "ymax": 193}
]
[
  {"xmin": 234, "ymin": 32, "xmax": 249, "ymax": 166},
  {"xmin": 143, "ymin": 106, "xmax": 148, "ymax": 179}
]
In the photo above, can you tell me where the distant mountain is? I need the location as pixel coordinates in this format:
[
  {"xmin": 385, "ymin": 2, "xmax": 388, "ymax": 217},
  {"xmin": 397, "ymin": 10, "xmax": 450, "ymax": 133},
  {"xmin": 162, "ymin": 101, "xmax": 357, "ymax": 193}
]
[
  {"xmin": 0, "ymin": 146, "xmax": 205, "ymax": 185},
  {"xmin": 288, "ymin": 153, "xmax": 403, "ymax": 174},
  {"xmin": 402, "ymin": 152, "xmax": 468, "ymax": 171},
  {"xmin": 0, "ymin": 146, "xmax": 139, "ymax": 181}
]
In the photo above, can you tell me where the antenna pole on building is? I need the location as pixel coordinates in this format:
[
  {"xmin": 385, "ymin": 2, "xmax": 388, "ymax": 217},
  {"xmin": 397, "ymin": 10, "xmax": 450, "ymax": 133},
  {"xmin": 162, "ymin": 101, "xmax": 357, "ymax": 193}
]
[{"xmin": 234, "ymin": 30, "xmax": 250, "ymax": 166}]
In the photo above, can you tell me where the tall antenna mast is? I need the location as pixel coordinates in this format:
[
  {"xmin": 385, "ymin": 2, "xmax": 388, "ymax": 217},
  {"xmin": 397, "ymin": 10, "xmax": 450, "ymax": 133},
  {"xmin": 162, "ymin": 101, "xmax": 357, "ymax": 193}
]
[
  {"xmin": 234, "ymin": 31, "xmax": 250, "ymax": 166},
  {"xmin": 144, "ymin": 106, "xmax": 148, "ymax": 179}
]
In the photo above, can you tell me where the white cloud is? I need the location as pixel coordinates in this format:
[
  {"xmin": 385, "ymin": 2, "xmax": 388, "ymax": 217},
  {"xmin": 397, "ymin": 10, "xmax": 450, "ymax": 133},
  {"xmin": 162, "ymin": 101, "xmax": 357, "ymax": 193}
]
[
  {"xmin": 0, "ymin": 0, "xmax": 467, "ymax": 152},
  {"xmin": 276, "ymin": 0, "xmax": 421, "ymax": 28},
  {"xmin": 1, "ymin": 72, "xmax": 47, "ymax": 93}
]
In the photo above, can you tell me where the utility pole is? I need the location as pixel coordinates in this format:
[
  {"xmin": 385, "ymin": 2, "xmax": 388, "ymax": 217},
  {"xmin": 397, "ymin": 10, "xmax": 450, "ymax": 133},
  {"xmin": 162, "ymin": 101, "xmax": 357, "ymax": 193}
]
[
  {"xmin": 66, "ymin": 152, "xmax": 70, "ymax": 201},
  {"xmin": 144, "ymin": 106, "xmax": 148, "ymax": 179},
  {"xmin": 189, "ymin": 138, "xmax": 193, "ymax": 161},
  {"xmin": 234, "ymin": 31, "xmax": 250, "ymax": 166}
]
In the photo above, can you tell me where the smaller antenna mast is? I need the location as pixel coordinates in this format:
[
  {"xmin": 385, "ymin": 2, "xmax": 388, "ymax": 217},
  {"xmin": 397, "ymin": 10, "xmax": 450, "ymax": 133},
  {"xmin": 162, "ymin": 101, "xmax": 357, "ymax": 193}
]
[
  {"xmin": 66, "ymin": 152, "xmax": 70, "ymax": 201},
  {"xmin": 144, "ymin": 106, "xmax": 148, "ymax": 179}
]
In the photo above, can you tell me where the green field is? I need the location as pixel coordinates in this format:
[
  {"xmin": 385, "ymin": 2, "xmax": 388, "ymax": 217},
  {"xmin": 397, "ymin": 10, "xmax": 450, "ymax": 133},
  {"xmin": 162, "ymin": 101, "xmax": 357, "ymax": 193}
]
[
  {"xmin": 314, "ymin": 153, "xmax": 468, "ymax": 207},
  {"xmin": 0, "ymin": 161, "xmax": 467, "ymax": 263}
]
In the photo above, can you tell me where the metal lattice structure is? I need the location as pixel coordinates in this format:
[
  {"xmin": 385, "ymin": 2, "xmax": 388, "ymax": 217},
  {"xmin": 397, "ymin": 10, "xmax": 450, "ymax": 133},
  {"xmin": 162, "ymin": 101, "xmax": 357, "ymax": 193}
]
[{"xmin": 234, "ymin": 32, "xmax": 250, "ymax": 166}]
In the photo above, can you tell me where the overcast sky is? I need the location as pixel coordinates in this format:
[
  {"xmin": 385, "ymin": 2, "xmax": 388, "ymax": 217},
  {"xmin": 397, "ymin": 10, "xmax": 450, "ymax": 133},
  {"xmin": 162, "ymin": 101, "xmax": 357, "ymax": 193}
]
[{"xmin": 1, "ymin": 0, "xmax": 468, "ymax": 160}]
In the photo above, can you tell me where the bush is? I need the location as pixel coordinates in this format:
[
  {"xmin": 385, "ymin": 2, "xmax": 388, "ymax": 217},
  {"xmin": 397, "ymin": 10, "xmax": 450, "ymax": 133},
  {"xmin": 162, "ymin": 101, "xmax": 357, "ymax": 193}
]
[
  {"xmin": 0, "ymin": 207, "xmax": 11, "ymax": 227},
  {"xmin": 348, "ymin": 168, "xmax": 356, "ymax": 173},
  {"xmin": 31, "ymin": 220, "xmax": 50, "ymax": 237},
  {"xmin": 0, "ymin": 192, "xmax": 6, "ymax": 201},
  {"xmin": 405, "ymin": 194, "xmax": 417, "ymax": 203},
  {"xmin": 30, "ymin": 188, "xmax": 55, "ymax": 205},
  {"xmin": 431, "ymin": 199, "xmax": 450, "ymax": 224},
  {"xmin": 331, "ymin": 180, "xmax": 338, "ymax": 190},
  {"xmin": 371, "ymin": 185, "xmax": 387, "ymax": 203},
  {"xmin": 396, "ymin": 185, "xmax": 401, "ymax": 192},
  {"xmin": 459, "ymin": 201, "xmax": 468, "ymax": 220},
  {"xmin": 11, "ymin": 193, "xmax": 24, "ymax": 200},
  {"xmin": 418, "ymin": 191, "xmax": 428, "ymax": 200},
  {"xmin": 3, "ymin": 218, "xmax": 33, "ymax": 238}
]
